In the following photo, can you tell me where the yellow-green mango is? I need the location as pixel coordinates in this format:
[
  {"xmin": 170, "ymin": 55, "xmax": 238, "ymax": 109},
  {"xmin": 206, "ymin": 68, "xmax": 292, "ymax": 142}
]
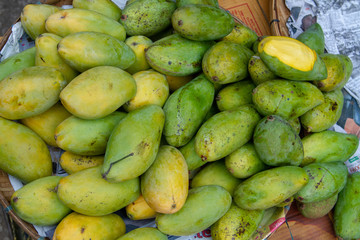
[
  {"xmin": 338, "ymin": 54, "xmax": 353, "ymax": 89},
  {"xmin": 258, "ymin": 36, "xmax": 327, "ymax": 81},
  {"xmin": 60, "ymin": 66, "xmax": 136, "ymax": 119},
  {"xmin": 35, "ymin": 33, "xmax": 78, "ymax": 84},
  {"xmin": 116, "ymin": 227, "xmax": 167, "ymax": 240},
  {"xmin": 125, "ymin": 195, "xmax": 157, "ymax": 220},
  {"xmin": 141, "ymin": 145, "xmax": 188, "ymax": 214},
  {"xmin": 20, "ymin": 4, "xmax": 60, "ymax": 40},
  {"xmin": 171, "ymin": 4, "xmax": 234, "ymax": 41},
  {"xmin": 72, "ymin": 0, "xmax": 122, "ymax": 20},
  {"xmin": 0, "ymin": 47, "xmax": 36, "ymax": 81},
  {"xmin": 191, "ymin": 161, "xmax": 241, "ymax": 196},
  {"xmin": 221, "ymin": 22, "xmax": 258, "ymax": 49},
  {"xmin": 55, "ymin": 111, "xmax": 126, "ymax": 156},
  {"xmin": 166, "ymin": 74, "xmax": 194, "ymax": 92},
  {"xmin": 20, "ymin": 102, "xmax": 72, "ymax": 147},
  {"xmin": 233, "ymin": 166, "xmax": 309, "ymax": 210},
  {"xmin": 195, "ymin": 105, "xmax": 261, "ymax": 162},
  {"xmin": 296, "ymin": 23, "xmax": 325, "ymax": 56},
  {"xmin": 252, "ymin": 79, "xmax": 325, "ymax": 119},
  {"xmin": 216, "ymin": 80, "xmax": 255, "ymax": 111},
  {"xmin": 0, "ymin": 66, "xmax": 66, "ymax": 120},
  {"xmin": 248, "ymin": 53, "xmax": 277, "ymax": 85},
  {"xmin": 163, "ymin": 74, "xmax": 215, "ymax": 147},
  {"xmin": 45, "ymin": 8, "xmax": 126, "ymax": 41},
  {"xmin": 296, "ymin": 193, "xmax": 338, "ymax": 219},
  {"xmin": 211, "ymin": 203, "xmax": 264, "ymax": 240},
  {"xmin": 59, "ymin": 151, "xmax": 104, "ymax": 174},
  {"xmin": 145, "ymin": 33, "xmax": 214, "ymax": 76},
  {"xmin": 101, "ymin": 105, "xmax": 165, "ymax": 182},
  {"xmin": 11, "ymin": 176, "xmax": 71, "ymax": 226},
  {"xmin": 176, "ymin": 0, "xmax": 219, "ymax": 8},
  {"xmin": 125, "ymin": 36, "xmax": 153, "ymax": 74},
  {"xmin": 53, "ymin": 212, "xmax": 126, "ymax": 240},
  {"xmin": 120, "ymin": 0, "xmax": 176, "ymax": 37},
  {"xmin": 156, "ymin": 185, "xmax": 232, "ymax": 236},
  {"xmin": 57, "ymin": 32, "xmax": 135, "ymax": 72},
  {"xmin": 225, "ymin": 142, "xmax": 267, "ymax": 179},
  {"xmin": 179, "ymin": 137, "xmax": 207, "ymax": 171},
  {"xmin": 57, "ymin": 165, "xmax": 140, "ymax": 216},
  {"xmin": 288, "ymin": 117, "xmax": 301, "ymax": 135},
  {"xmin": 301, "ymin": 130, "xmax": 359, "ymax": 166},
  {"xmin": 202, "ymin": 41, "xmax": 254, "ymax": 84}
]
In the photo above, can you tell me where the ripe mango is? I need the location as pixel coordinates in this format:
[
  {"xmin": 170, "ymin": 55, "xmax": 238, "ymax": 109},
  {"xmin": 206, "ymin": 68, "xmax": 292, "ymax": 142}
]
[
  {"xmin": 248, "ymin": 53, "xmax": 277, "ymax": 85},
  {"xmin": 179, "ymin": 137, "xmax": 207, "ymax": 170},
  {"xmin": 126, "ymin": 195, "xmax": 157, "ymax": 220},
  {"xmin": 221, "ymin": 22, "xmax": 258, "ymax": 49},
  {"xmin": 116, "ymin": 227, "xmax": 167, "ymax": 240},
  {"xmin": 296, "ymin": 23, "xmax": 325, "ymax": 55},
  {"xmin": 296, "ymin": 193, "xmax": 338, "ymax": 219},
  {"xmin": 59, "ymin": 151, "xmax": 104, "ymax": 175},
  {"xmin": 72, "ymin": 0, "xmax": 122, "ymax": 21},
  {"xmin": 166, "ymin": 74, "xmax": 194, "ymax": 92},
  {"xmin": 125, "ymin": 36, "xmax": 153, "ymax": 74}
]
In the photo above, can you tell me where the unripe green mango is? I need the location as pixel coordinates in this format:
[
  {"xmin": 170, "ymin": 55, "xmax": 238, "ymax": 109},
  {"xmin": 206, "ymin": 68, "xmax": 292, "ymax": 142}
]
[
  {"xmin": 57, "ymin": 32, "xmax": 135, "ymax": 72},
  {"xmin": 195, "ymin": 105, "xmax": 261, "ymax": 162},
  {"xmin": 72, "ymin": 0, "xmax": 122, "ymax": 21},
  {"xmin": 176, "ymin": 0, "xmax": 219, "ymax": 8},
  {"xmin": 120, "ymin": 0, "xmax": 176, "ymax": 37},
  {"xmin": 55, "ymin": 111, "xmax": 126, "ymax": 156},
  {"xmin": 0, "ymin": 66, "xmax": 67, "ymax": 120},
  {"xmin": 145, "ymin": 33, "xmax": 214, "ymax": 76},
  {"xmin": 334, "ymin": 172, "xmax": 360, "ymax": 239},
  {"xmin": 301, "ymin": 130, "xmax": 359, "ymax": 166},
  {"xmin": 179, "ymin": 137, "xmax": 207, "ymax": 171},
  {"xmin": 221, "ymin": 22, "xmax": 258, "ymax": 49},
  {"xmin": 296, "ymin": 193, "xmax": 338, "ymax": 219},
  {"xmin": 57, "ymin": 165, "xmax": 140, "ymax": 216},
  {"xmin": 163, "ymin": 74, "xmax": 215, "ymax": 147},
  {"xmin": 171, "ymin": 4, "xmax": 234, "ymax": 41},
  {"xmin": 125, "ymin": 36, "xmax": 153, "ymax": 74},
  {"xmin": 288, "ymin": 117, "xmax": 301, "ymax": 134},
  {"xmin": 156, "ymin": 185, "xmax": 232, "ymax": 236},
  {"xmin": 252, "ymin": 79, "xmax": 325, "ymax": 119},
  {"xmin": 116, "ymin": 227, "xmax": 167, "ymax": 240},
  {"xmin": 233, "ymin": 166, "xmax": 309, "ymax": 210},
  {"xmin": 45, "ymin": 8, "xmax": 126, "ymax": 41},
  {"xmin": 296, "ymin": 23, "xmax": 325, "ymax": 56},
  {"xmin": 211, "ymin": 203, "xmax": 264, "ymax": 240},
  {"xmin": 248, "ymin": 53, "xmax": 277, "ymax": 85},
  {"xmin": 101, "ymin": 105, "xmax": 165, "ymax": 182},
  {"xmin": 11, "ymin": 176, "xmax": 71, "ymax": 226}
]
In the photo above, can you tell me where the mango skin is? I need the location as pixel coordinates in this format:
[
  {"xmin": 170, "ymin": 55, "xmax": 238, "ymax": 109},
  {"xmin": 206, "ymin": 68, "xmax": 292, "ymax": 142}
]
[
  {"xmin": 296, "ymin": 23, "xmax": 325, "ymax": 56},
  {"xmin": 221, "ymin": 22, "xmax": 258, "ymax": 49},
  {"xmin": 248, "ymin": 54, "xmax": 277, "ymax": 85},
  {"xmin": 59, "ymin": 151, "xmax": 104, "ymax": 175},
  {"xmin": 57, "ymin": 165, "xmax": 140, "ymax": 216},
  {"xmin": 156, "ymin": 185, "xmax": 232, "ymax": 236},
  {"xmin": 125, "ymin": 36, "xmax": 153, "ymax": 74},
  {"xmin": 53, "ymin": 212, "xmax": 126, "ymax": 240},
  {"xmin": 195, "ymin": 105, "xmax": 261, "ymax": 162},
  {"xmin": 116, "ymin": 227, "xmax": 167, "ymax": 240},
  {"xmin": 296, "ymin": 193, "xmax": 338, "ymax": 219},
  {"xmin": 233, "ymin": 166, "xmax": 309, "ymax": 210},
  {"xmin": 252, "ymin": 79, "xmax": 324, "ymax": 120},
  {"xmin": 125, "ymin": 195, "xmax": 157, "ymax": 220},
  {"xmin": 101, "ymin": 105, "xmax": 165, "ymax": 182},
  {"xmin": 176, "ymin": 0, "xmax": 219, "ymax": 8},
  {"xmin": 179, "ymin": 137, "xmax": 207, "ymax": 171},
  {"xmin": 72, "ymin": 0, "xmax": 122, "ymax": 21},
  {"xmin": 163, "ymin": 73, "xmax": 215, "ymax": 147},
  {"xmin": 58, "ymin": 32, "xmax": 135, "ymax": 72},
  {"xmin": 11, "ymin": 176, "xmax": 71, "ymax": 226}
]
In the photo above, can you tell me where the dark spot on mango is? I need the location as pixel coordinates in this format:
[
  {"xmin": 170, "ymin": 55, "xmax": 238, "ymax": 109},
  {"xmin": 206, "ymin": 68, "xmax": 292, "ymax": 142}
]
[
  {"xmin": 81, "ymin": 227, "xmax": 85, "ymax": 233},
  {"xmin": 121, "ymin": 15, "xmax": 127, "ymax": 20},
  {"xmin": 168, "ymin": 61, "xmax": 172, "ymax": 65},
  {"xmin": 215, "ymin": 95, "xmax": 221, "ymax": 101},
  {"xmin": 131, "ymin": 42, "xmax": 138, "ymax": 46},
  {"xmin": 201, "ymin": 155, "xmax": 207, "ymax": 161},
  {"xmin": 171, "ymin": 204, "xmax": 176, "ymax": 209},
  {"xmin": 212, "ymin": 76, "xmax": 219, "ymax": 82},
  {"xmin": 60, "ymin": 12, "xmax": 67, "ymax": 19},
  {"xmin": 178, "ymin": 20, "xmax": 183, "ymax": 26},
  {"xmin": 40, "ymin": 57, "xmax": 45, "ymax": 63},
  {"xmin": 90, "ymin": 140, "xmax": 96, "ymax": 146},
  {"xmin": 12, "ymin": 197, "xmax": 18, "ymax": 203}
]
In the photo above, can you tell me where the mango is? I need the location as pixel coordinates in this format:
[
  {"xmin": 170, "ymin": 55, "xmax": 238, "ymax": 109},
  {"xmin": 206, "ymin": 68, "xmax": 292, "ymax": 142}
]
[
  {"xmin": 120, "ymin": 0, "xmax": 176, "ymax": 37},
  {"xmin": 141, "ymin": 145, "xmax": 188, "ymax": 214},
  {"xmin": 116, "ymin": 227, "xmax": 167, "ymax": 240},
  {"xmin": 221, "ymin": 22, "xmax": 258, "ymax": 49},
  {"xmin": 252, "ymin": 35, "xmax": 267, "ymax": 53},
  {"xmin": 57, "ymin": 32, "xmax": 135, "ymax": 72},
  {"xmin": 252, "ymin": 79, "xmax": 324, "ymax": 119},
  {"xmin": 176, "ymin": 0, "xmax": 219, "ymax": 8},
  {"xmin": 179, "ymin": 137, "xmax": 207, "ymax": 170},
  {"xmin": 296, "ymin": 23, "xmax": 325, "ymax": 56},
  {"xmin": 171, "ymin": 4, "xmax": 234, "ymax": 41},
  {"xmin": 125, "ymin": 36, "xmax": 153, "ymax": 74},
  {"xmin": 248, "ymin": 53, "xmax": 277, "ymax": 85},
  {"xmin": 145, "ymin": 33, "xmax": 214, "ymax": 76},
  {"xmin": 338, "ymin": 54, "xmax": 353, "ymax": 89},
  {"xmin": 0, "ymin": 66, "xmax": 66, "ymax": 120},
  {"xmin": 295, "ymin": 161, "xmax": 348, "ymax": 203},
  {"xmin": 53, "ymin": 212, "xmax": 126, "ymax": 240},
  {"xmin": 156, "ymin": 185, "xmax": 232, "ymax": 236},
  {"xmin": 72, "ymin": 0, "xmax": 122, "ymax": 20},
  {"xmin": 60, "ymin": 66, "xmax": 136, "ymax": 119},
  {"xmin": 55, "ymin": 111, "xmax": 126, "ymax": 155},
  {"xmin": 288, "ymin": 117, "xmax": 301, "ymax": 134},
  {"xmin": 59, "ymin": 151, "xmax": 104, "ymax": 174},
  {"xmin": 233, "ymin": 166, "xmax": 309, "ymax": 210},
  {"xmin": 195, "ymin": 105, "xmax": 261, "ymax": 162},
  {"xmin": 163, "ymin": 73, "xmax": 215, "ymax": 147},
  {"xmin": 166, "ymin": 74, "xmax": 194, "ymax": 92},
  {"xmin": 296, "ymin": 193, "xmax": 338, "ymax": 219},
  {"xmin": 276, "ymin": 196, "xmax": 294, "ymax": 208},
  {"xmin": 126, "ymin": 195, "xmax": 157, "ymax": 220},
  {"xmin": 101, "ymin": 105, "xmax": 165, "ymax": 182},
  {"xmin": 258, "ymin": 36, "xmax": 327, "ymax": 81},
  {"xmin": 11, "ymin": 176, "xmax": 71, "ymax": 226},
  {"xmin": 57, "ymin": 165, "xmax": 140, "ymax": 216}
]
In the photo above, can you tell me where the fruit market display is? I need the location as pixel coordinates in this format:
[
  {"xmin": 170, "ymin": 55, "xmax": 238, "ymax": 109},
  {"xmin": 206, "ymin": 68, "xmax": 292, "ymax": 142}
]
[{"xmin": 0, "ymin": 0, "xmax": 359, "ymax": 239}]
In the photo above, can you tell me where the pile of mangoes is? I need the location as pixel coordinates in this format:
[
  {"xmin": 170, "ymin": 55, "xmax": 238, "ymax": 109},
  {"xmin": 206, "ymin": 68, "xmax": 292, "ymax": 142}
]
[{"xmin": 0, "ymin": 0, "xmax": 359, "ymax": 239}]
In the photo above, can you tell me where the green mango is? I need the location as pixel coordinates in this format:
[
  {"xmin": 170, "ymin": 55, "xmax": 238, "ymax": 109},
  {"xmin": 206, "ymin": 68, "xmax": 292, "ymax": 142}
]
[
  {"xmin": 296, "ymin": 23, "xmax": 325, "ymax": 56},
  {"xmin": 11, "ymin": 176, "xmax": 71, "ymax": 226},
  {"xmin": 116, "ymin": 227, "xmax": 167, "ymax": 240},
  {"xmin": 163, "ymin": 74, "xmax": 215, "ymax": 147},
  {"xmin": 233, "ymin": 166, "xmax": 309, "ymax": 210},
  {"xmin": 252, "ymin": 79, "xmax": 324, "ymax": 119},
  {"xmin": 57, "ymin": 32, "xmax": 135, "ymax": 72},
  {"xmin": 0, "ymin": 47, "xmax": 36, "ymax": 81},
  {"xmin": 253, "ymin": 115, "xmax": 303, "ymax": 166},
  {"xmin": 221, "ymin": 22, "xmax": 258, "ymax": 49},
  {"xmin": 171, "ymin": 4, "xmax": 234, "ymax": 41},
  {"xmin": 57, "ymin": 165, "xmax": 140, "ymax": 216},
  {"xmin": 179, "ymin": 137, "xmax": 207, "ymax": 171},
  {"xmin": 156, "ymin": 185, "xmax": 232, "ymax": 236},
  {"xmin": 176, "ymin": 0, "xmax": 219, "ymax": 8},
  {"xmin": 101, "ymin": 105, "xmax": 165, "ymax": 182},
  {"xmin": 120, "ymin": 0, "xmax": 176, "ymax": 37},
  {"xmin": 248, "ymin": 53, "xmax": 277, "ymax": 85},
  {"xmin": 296, "ymin": 193, "xmax": 338, "ymax": 219},
  {"xmin": 301, "ymin": 130, "xmax": 359, "ymax": 166},
  {"xmin": 258, "ymin": 36, "xmax": 327, "ymax": 81},
  {"xmin": 295, "ymin": 162, "xmax": 348, "ymax": 203},
  {"xmin": 145, "ymin": 33, "xmax": 214, "ymax": 76},
  {"xmin": 211, "ymin": 203, "xmax": 264, "ymax": 240},
  {"xmin": 195, "ymin": 105, "xmax": 261, "ymax": 162},
  {"xmin": 287, "ymin": 117, "xmax": 301, "ymax": 135},
  {"xmin": 338, "ymin": 54, "xmax": 353, "ymax": 89},
  {"xmin": 334, "ymin": 172, "xmax": 360, "ymax": 239},
  {"xmin": 72, "ymin": 0, "xmax": 122, "ymax": 20},
  {"xmin": 202, "ymin": 41, "xmax": 254, "ymax": 84}
]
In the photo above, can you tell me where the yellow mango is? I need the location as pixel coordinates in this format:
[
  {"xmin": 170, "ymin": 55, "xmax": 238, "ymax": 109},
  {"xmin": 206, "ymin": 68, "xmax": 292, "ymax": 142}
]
[
  {"xmin": 59, "ymin": 151, "xmax": 104, "ymax": 174},
  {"xmin": 126, "ymin": 195, "xmax": 157, "ymax": 220},
  {"xmin": 125, "ymin": 36, "xmax": 153, "ymax": 74},
  {"xmin": 166, "ymin": 74, "xmax": 194, "ymax": 92},
  {"xmin": 72, "ymin": 0, "xmax": 122, "ymax": 21}
]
